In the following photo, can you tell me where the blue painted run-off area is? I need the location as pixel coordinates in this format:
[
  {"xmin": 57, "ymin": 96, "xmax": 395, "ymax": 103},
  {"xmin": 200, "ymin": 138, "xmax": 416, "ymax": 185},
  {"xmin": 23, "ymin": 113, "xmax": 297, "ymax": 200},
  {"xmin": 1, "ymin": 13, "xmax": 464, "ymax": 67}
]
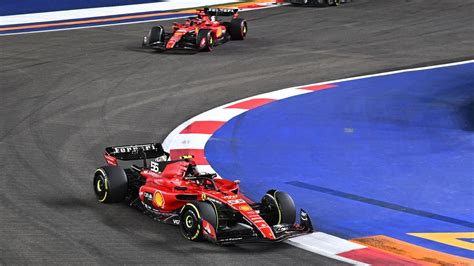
[
  {"xmin": 205, "ymin": 63, "xmax": 474, "ymax": 258},
  {"xmin": 0, "ymin": 0, "xmax": 164, "ymax": 16}
]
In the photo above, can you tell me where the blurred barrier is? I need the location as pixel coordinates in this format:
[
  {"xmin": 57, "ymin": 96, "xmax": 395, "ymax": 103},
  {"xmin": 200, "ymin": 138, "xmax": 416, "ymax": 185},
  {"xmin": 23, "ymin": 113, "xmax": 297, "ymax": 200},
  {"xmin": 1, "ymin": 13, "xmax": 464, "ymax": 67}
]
[
  {"xmin": 0, "ymin": 0, "xmax": 240, "ymax": 26},
  {"xmin": 0, "ymin": 0, "xmax": 280, "ymax": 35}
]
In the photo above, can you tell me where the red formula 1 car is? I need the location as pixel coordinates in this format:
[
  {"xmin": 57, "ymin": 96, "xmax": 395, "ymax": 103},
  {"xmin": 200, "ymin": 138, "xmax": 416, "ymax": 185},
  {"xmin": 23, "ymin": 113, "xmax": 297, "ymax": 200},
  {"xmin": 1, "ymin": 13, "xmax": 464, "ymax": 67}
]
[
  {"xmin": 93, "ymin": 143, "xmax": 313, "ymax": 244},
  {"xmin": 142, "ymin": 8, "xmax": 247, "ymax": 52},
  {"xmin": 289, "ymin": 0, "xmax": 351, "ymax": 6}
]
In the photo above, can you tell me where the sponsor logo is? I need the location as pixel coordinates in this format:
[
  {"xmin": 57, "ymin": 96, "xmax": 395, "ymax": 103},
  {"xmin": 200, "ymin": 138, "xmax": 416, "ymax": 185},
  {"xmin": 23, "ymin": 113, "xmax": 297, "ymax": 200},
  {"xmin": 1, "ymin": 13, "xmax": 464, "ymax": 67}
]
[
  {"xmin": 143, "ymin": 191, "xmax": 154, "ymax": 209},
  {"xmin": 239, "ymin": 205, "xmax": 252, "ymax": 212},
  {"xmin": 273, "ymin": 224, "xmax": 290, "ymax": 233},
  {"xmin": 221, "ymin": 237, "xmax": 243, "ymax": 242},
  {"xmin": 153, "ymin": 191, "xmax": 164, "ymax": 208},
  {"xmin": 206, "ymin": 8, "xmax": 235, "ymax": 13},
  {"xmin": 227, "ymin": 199, "xmax": 246, "ymax": 205},
  {"xmin": 201, "ymin": 193, "xmax": 207, "ymax": 201},
  {"xmin": 216, "ymin": 27, "xmax": 222, "ymax": 38},
  {"xmin": 113, "ymin": 144, "xmax": 156, "ymax": 153},
  {"xmin": 144, "ymin": 192, "xmax": 152, "ymax": 200},
  {"xmin": 244, "ymin": 210, "xmax": 271, "ymax": 230}
]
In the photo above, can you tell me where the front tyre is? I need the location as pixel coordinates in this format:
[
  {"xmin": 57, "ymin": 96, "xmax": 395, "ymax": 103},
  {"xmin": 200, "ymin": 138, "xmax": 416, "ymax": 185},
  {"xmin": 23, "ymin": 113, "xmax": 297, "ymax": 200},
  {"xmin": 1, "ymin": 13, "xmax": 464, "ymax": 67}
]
[
  {"xmin": 260, "ymin": 190, "xmax": 296, "ymax": 226},
  {"xmin": 93, "ymin": 166, "xmax": 128, "ymax": 203},
  {"xmin": 196, "ymin": 29, "xmax": 214, "ymax": 52},
  {"xmin": 179, "ymin": 201, "xmax": 217, "ymax": 241},
  {"xmin": 146, "ymin": 26, "xmax": 165, "ymax": 45},
  {"xmin": 180, "ymin": 208, "xmax": 202, "ymax": 241}
]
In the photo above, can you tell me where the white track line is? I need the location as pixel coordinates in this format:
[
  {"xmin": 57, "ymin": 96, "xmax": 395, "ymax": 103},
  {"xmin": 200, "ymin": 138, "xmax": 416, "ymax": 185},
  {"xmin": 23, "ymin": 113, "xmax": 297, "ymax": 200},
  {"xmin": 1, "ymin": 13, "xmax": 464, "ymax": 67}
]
[{"xmin": 287, "ymin": 232, "xmax": 369, "ymax": 265}]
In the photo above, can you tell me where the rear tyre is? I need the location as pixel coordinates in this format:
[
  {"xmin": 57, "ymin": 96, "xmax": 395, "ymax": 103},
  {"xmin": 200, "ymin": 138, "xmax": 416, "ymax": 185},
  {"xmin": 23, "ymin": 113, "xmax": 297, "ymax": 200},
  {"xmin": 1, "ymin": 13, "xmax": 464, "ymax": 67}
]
[
  {"xmin": 228, "ymin": 18, "xmax": 247, "ymax": 40},
  {"xmin": 260, "ymin": 190, "xmax": 296, "ymax": 226},
  {"xmin": 143, "ymin": 26, "xmax": 164, "ymax": 46},
  {"xmin": 179, "ymin": 201, "xmax": 217, "ymax": 241},
  {"xmin": 196, "ymin": 29, "xmax": 214, "ymax": 52},
  {"xmin": 93, "ymin": 166, "xmax": 128, "ymax": 203}
]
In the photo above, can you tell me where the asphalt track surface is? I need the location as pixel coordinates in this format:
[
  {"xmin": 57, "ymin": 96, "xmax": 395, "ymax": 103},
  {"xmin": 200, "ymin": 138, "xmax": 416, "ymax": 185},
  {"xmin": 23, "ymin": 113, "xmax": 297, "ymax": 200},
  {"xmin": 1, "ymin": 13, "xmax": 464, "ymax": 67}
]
[{"xmin": 1, "ymin": 0, "xmax": 473, "ymax": 264}]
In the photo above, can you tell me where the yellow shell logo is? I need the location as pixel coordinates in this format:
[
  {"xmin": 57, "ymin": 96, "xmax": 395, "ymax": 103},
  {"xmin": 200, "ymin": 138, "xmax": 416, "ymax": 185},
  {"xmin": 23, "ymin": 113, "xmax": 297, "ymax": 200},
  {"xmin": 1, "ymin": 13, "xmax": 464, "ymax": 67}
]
[
  {"xmin": 153, "ymin": 191, "xmax": 164, "ymax": 208},
  {"xmin": 202, "ymin": 193, "xmax": 207, "ymax": 201},
  {"xmin": 216, "ymin": 27, "xmax": 222, "ymax": 38},
  {"xmin": 239, "ymin": 205, "xmax": 252, "ymax": 212}
]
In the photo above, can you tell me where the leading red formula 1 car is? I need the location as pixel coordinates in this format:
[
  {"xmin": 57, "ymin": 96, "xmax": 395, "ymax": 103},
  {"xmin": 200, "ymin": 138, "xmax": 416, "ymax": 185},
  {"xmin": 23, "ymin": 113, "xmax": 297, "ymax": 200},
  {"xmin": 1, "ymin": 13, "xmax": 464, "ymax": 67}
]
[
  {"xmin": 93, "ymin": 143, "xmax": 313, "ymax": 244},
  {"xmin": 142, "ymin": 8, "xmax": 247, "ymax": 52}
]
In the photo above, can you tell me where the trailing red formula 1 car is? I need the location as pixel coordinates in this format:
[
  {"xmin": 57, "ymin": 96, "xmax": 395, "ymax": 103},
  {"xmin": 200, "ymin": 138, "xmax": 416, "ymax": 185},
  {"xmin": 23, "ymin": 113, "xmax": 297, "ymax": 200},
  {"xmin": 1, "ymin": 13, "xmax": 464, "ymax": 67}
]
[
  {"xmin": 142, "ymin": 8, "xmax": 247, "ymax": 52},
  {"xmin": 93, "ymin": 143, "xmax": 313, "ymax": 244},
  {"xmin": 289, "ymin": 0, "xmax": 351, "ymax": 6}
]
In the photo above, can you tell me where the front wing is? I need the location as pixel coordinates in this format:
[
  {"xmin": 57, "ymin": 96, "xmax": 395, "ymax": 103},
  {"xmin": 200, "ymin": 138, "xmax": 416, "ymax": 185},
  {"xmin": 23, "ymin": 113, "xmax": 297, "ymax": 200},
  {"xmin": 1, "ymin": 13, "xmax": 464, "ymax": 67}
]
[
  {"xmin": 143, "ymin": 40, "xmax": 199, "ymax": 51},
  {"xmin": 143, "ymin": 34, "xmax": 229, "ymax": 51},
  {"xmin": 206, "ymin": 209, "xmax": 314, "ymax": 245}
]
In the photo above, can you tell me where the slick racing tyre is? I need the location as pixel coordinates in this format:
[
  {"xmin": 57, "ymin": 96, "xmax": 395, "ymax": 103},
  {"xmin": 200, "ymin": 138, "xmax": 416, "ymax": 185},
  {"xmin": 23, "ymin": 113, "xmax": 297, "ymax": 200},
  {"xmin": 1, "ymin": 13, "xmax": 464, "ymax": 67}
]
[
  {"xmin": 143, "ymin": 26, "xmax": 164, "ymax": 46},
  {"xmin": 229, "ymin": 18, "xmax": 247, "ymax": 40},
  {"xmin": 196, "ymin": 29, "xmax": 214, "ymax": 52},
  {"xmin": 260, "ymin": 190, "xmax": 296, "ymax": 226},
  {"xmin": 179, "ymin": 201, "xmax": 217, "ymax": 241},
  {"xmin": 93, "ymin": 166, "xmax": 128, "ymax": 203}
]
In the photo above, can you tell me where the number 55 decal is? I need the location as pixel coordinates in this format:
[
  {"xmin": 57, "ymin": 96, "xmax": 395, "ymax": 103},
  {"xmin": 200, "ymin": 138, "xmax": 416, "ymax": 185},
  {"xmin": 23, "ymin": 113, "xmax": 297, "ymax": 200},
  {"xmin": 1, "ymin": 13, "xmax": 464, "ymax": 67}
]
[{"xmin": 150, "ymin": 161, "xmax": 160, "ymax": 173}]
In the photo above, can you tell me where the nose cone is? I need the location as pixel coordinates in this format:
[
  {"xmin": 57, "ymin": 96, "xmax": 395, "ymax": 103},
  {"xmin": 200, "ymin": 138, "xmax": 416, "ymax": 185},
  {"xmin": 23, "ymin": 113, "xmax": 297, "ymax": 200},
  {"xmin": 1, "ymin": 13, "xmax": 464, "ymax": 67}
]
[
  {"xmin": 167, "ymin": 32, "xmax": 184, "ymax": 49},
  {"xmin": 166, "ymin": 39, "xmax": 176, "ymax": 49}
]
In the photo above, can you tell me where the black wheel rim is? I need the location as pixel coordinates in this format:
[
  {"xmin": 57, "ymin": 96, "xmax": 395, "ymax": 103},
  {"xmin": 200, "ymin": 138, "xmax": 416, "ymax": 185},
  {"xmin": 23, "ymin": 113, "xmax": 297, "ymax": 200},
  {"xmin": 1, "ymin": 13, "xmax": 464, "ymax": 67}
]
[
  {"xmin": 260, "ymin": 195, "xmax": 280, "ymax": 226},
  {"xmin": 180, "ymin": 210, "xmax": 200, "ymax": 240}
]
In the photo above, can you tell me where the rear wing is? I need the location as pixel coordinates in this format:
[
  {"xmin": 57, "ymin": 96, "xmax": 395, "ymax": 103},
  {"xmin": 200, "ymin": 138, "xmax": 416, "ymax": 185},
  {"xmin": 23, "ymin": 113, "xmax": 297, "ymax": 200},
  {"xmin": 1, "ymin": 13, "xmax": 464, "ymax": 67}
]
[
  {"xmin": 105, "ymin": 143, "xmax": 168, "ymax": 161},
  {"xmin": 203, "ymin": 8, "xmax": 239, "ymax": 17}
]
